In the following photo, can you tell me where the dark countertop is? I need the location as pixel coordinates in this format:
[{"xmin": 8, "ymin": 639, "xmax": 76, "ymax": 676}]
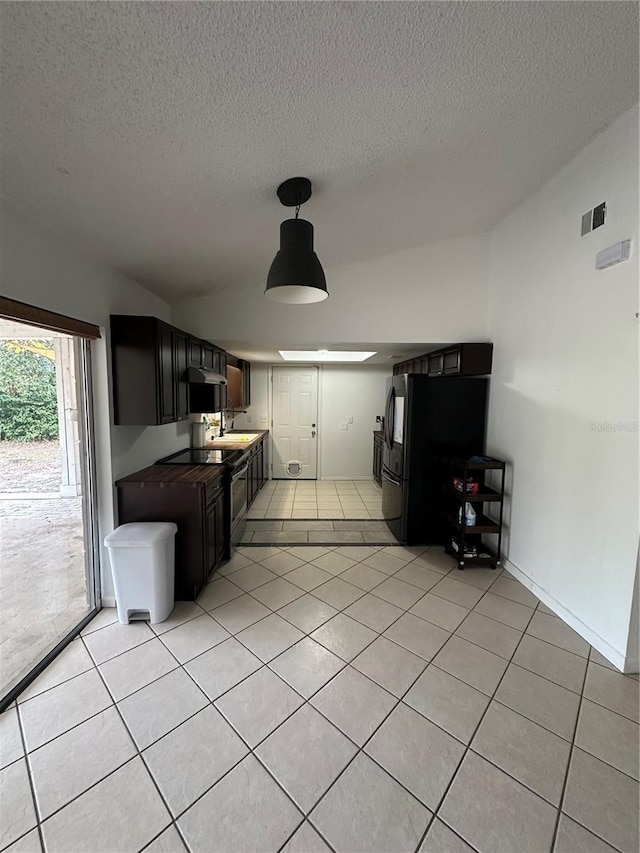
[
  {"xmin": 117, "ymin": 431, "xmax": 269, "ymax": 486},
  {"xmin": 116, "ymin": 465, "xmax": 226, "ymax": 487}
]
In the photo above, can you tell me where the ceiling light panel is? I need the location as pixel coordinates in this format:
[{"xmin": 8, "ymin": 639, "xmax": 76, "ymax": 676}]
[{"xmin": 278, "ymin": 350, "xmax": 376, "ymax": 362}]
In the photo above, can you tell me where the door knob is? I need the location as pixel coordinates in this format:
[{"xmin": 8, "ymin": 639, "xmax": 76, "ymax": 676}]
[
  {"xmin": 312, "ymin": 431, "xmax": 316, "ymax": 437},
  {"xmin": 312, "ymin": 423, "xmax": 316, "ymax": 428}
]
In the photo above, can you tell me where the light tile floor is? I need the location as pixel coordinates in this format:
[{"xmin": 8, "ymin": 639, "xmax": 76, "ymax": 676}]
[
  {"xmin": 245, "ymin": 479, "xmax": 388, "ymax": 545},
  {"xmin": 247, "ymin": 480, "xmax": 383, "ymax": 520},
  {"xmin": 1, "ymin": 545, "xmax": 638, "ymax": 853}
]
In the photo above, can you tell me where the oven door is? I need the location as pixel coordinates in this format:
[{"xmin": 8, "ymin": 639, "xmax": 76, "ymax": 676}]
[{"xmin": 230, "ymin": 463, "xmax": 249, "ymax": 546}]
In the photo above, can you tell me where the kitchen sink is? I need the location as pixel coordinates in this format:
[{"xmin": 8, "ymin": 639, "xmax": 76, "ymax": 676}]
[{"xmin": 212, "ymin": 433, "xmax": 260, "ymax": 442}]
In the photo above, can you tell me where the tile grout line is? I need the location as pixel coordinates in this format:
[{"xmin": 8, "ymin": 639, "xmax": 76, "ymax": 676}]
[
  {"xmin": 15, "ymin": 601, "xmax": 630, "ymax": 845},
  {"xmin": 10, "ymin": 554, "xmax": 595, "ymax": 731},
  {"xmin": 12, "ymin": 701, "xmax": 46, "ymax": 853},
  {"xmin": 82, "ymin": 634, "xmax": 195, "ymax": 853},
  {"xmin": 19, "ymin": 620, "xmax": 247, "ymax": 849},
  {"xmin": 548, "ymin": 647, "xmax": 593, "ymax": 852},
  {"xmin": 16, "ymin": 544, "xmax": 636, "ymax": 843},
  {"xmin": 86, "ymin": 549, "xmax": 433, "ymax": 841},
  {"xmin": 25, "ymin": 627, "xmax": 209, "ymax": 842},
  {"xmin": 287, "ymin": 655, "xmax": 432, "ymax": 843},
  {"xmin": 276, "ymin": 819, "xmax": 338, "ymax": 853},
  {"xmin": 426, "ymin": 597, "xmax": 635, "ymax": 850},
  {"xmin": 151, "ymin": 555, "xmax": 452, "ymax": 839},
  {"xmin": 549, "ymin": 646, "xmax": 624, "ymax": 853},
  {"xmin": 415, "ymin": 591, "xmax": 542, "ymax": 852},
  {"xmin": 12, "ymin": 544, "xmax": 635, "ymax": 853},
  {"xmin": 251, "ymin": 559, "xmax": 482, "ymax": 840},
  {"xmin": 15, "ymin": 553, "xmax": 505, "ymax": 712},
  {"xmin": 28, "ymin": 620, "xmax": 624, "ymax": 817},
  {"xmin": 296, "ymin": 570, "xmax": 518, "ymax": 845}
]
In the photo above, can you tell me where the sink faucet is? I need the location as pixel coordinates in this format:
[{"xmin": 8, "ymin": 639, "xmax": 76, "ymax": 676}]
[{"xmin": 224, "ymin": 405, "xmax": 236, "ymax": 432}]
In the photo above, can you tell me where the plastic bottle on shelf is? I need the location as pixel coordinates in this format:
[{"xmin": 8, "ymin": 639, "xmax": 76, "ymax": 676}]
[
  {"xmin": 465, "ymin": 502, "xmax": 476, "ymax": 526},
  {"xmin": 459, "ymin": 502, "xmax": 476, "ymax": 526}
]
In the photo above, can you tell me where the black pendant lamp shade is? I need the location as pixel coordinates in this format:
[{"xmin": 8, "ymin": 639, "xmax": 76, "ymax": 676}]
[{"xmin": 265, "ymin": 177, "xmax": 328, "ymax": 303}]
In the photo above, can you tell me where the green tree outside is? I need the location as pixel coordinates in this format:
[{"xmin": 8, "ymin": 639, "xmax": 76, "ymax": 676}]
[{"xmin": 0, "ymin": 340, "xmax": 59, "ymax": 441}]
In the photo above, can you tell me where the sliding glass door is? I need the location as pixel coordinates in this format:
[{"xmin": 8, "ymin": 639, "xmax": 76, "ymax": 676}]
[{"xmin": 0, "ymin": 319, "xmax": 99, "ymax": 709}]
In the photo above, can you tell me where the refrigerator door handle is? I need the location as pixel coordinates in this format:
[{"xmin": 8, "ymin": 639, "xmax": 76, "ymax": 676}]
[
  {"xmin": 382, "ymin": 471, "xmax": 400, "ymax": 486},
  {"xmin": 385, "ymin": 387, "xmax": 395, "ymax": 448}
]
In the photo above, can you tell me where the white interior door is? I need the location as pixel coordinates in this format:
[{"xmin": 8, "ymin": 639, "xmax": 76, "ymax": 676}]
[{"xmin": 271, "ymin": 366, "xmax": 319, "ymax": 479}]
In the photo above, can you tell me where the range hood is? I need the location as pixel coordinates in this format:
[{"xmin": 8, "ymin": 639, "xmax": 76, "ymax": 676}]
[{"xmin": 187, "ymin": 367, "xmax": 227, "ymax": 385}]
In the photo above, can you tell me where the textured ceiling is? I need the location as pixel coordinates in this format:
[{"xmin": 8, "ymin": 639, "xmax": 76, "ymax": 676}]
[
  {"xmin": 213, "ymin": 341, "xmax": 436, "ymax": 366},
  {"xmin": 1, "ymin": 1, "xmax": 638, "ymax": 302}
]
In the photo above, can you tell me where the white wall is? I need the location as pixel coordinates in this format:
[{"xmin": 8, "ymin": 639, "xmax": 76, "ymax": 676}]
[
  {"xmin": 319, "ymin": 365, "xmax": 388, "ymax": 479},
  {"xmin": 0, "ymin": 202, "xmax": 189, "ymax": 601},
  {"xmin": 173, "ymin": 234, "xmax": 490, "ymax": 345},
  {"xmin": 486, "ymin": 104, "xmax": 639, "ymax": 669},
  {"xmin": 234, "ymin": 363, "xmax": 388, "ymax": 479}
]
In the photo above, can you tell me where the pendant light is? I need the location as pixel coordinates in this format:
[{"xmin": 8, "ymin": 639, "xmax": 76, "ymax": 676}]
[{"xmin": 265, "ymin": 177, "xmax": 328, "ymax": 303}]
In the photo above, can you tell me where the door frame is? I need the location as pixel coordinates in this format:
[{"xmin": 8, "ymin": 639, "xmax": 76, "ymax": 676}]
[
  {"xmin": 0, "ymin": 335, "xmax": 100, "ymax": 712},
  {"xmin": 269, "ymin": 364, "xmax": 321, "ymax": 480}
]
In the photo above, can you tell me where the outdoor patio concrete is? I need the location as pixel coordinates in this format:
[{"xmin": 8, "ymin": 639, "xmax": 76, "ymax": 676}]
[{"xmin": 0, "ymin": 493, "xmax": 88, "ymax": 694}]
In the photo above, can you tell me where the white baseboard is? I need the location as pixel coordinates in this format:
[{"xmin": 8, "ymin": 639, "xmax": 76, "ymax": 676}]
[
  {"xmin": 101, "ymin": 597, "xmax": 116, "ymax": 608},
  {"xmin": 319, "ymin": 476, "xmax": 375, "ymax": 481},
  {"xmin": 503, "ymin": 558, "xmax": 630, "ymax": 673}
]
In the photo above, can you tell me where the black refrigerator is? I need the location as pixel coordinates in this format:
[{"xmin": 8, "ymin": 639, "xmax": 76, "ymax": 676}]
[{"xmin": 382, "ymin": 374, "xmax": 488, "ymax": 544}]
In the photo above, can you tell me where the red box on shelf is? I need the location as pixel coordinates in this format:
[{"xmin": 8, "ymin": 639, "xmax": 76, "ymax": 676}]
[{"xmin": 453, "ymin": 477, "xmax": 478, "ymax": 494}]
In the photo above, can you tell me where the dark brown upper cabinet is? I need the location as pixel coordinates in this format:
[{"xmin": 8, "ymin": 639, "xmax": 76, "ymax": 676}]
[
  {"xmin": 427, "ymin": 343, "xmax": 492, "ymax": 377},
  {"xmin": 393, "ymin": 343, "xmax": 493, "ymax": 377},
  {"xmin": 189, "ymin": 338, "xmax": 204, "ymax": 368},
  {"xmin": 225, "ymin": 356, "xmax": 251, "ymax": 409},
  {"xmin": 112, "ymin": 315, "xmax": 234, "ymax": 424},
  {"xmin": 174, "ymin": 330, "xmax": 190, "ymax": 421},
  {"xmin": 202, "ymin": 343, "xmax": 216, "ymax": 371},
  {"xmin": 111, "ymin": 316, "xmax": 191, "ymax": 425}
]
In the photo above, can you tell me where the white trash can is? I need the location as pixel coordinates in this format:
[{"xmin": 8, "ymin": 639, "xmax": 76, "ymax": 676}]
[{"xmin": 104, "ymin": 522, "xmax": 177, "ymax": 624}]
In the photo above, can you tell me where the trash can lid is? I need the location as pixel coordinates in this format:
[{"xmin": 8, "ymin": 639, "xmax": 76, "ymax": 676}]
[{"xmin": 104, "ymin": 522, "xmax": 178, "ymax": 548}]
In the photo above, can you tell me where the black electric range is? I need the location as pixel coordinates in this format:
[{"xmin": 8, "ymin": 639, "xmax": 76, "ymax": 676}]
[
  {"xmin": 157, "ymin": 447, "xmax": 250, "ymax": 548},
  {"xmin": 157, "ymin": 448, "xmax": 244, "ymax": 467}
]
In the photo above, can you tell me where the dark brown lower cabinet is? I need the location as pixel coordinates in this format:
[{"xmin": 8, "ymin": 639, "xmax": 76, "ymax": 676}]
[
  {"xmin": 373, "ymin": 431, "xmax": 383, "ymax": 485},
  {"xmin": 116, "ymin": 466, "xmax": 229, "ymax": 601},
  {"xmin": 248, "ymin": 437, "xmax": 265, "ymax": 506},
  {"xmin": 205, "ymin": 485, "xmax": 227, "ymax": 571}
]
